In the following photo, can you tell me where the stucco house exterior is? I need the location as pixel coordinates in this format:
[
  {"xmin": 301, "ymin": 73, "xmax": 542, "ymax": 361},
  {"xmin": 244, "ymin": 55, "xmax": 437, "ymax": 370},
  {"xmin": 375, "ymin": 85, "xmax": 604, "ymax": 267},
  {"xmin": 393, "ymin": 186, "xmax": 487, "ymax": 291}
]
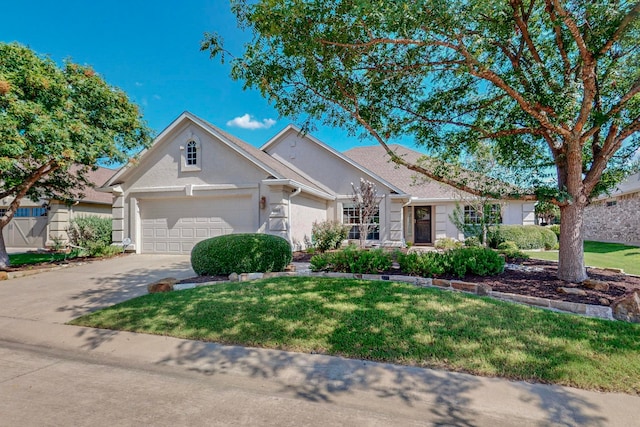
[
  {"xmin": 583, "ymin": 172, "xmax": 640, "ymax": 245},
  {"xmin": 0, "ymin": 167, "xmax": 114, "ymax": 248},
  {"xmin": 101, "ymin": 112, "xmax": 535, "ymax": 254}
]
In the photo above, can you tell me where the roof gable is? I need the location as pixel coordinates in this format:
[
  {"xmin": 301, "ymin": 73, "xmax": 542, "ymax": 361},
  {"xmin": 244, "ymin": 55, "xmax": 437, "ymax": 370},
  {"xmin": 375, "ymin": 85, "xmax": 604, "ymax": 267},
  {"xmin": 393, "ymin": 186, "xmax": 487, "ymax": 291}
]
[
  {"xmin": 262, "ymin": 125, "xmax": 405, "ymax": 195},
  {"xmin": 103, "ymin": 112, "xmax": 330, "ymax": 196}
]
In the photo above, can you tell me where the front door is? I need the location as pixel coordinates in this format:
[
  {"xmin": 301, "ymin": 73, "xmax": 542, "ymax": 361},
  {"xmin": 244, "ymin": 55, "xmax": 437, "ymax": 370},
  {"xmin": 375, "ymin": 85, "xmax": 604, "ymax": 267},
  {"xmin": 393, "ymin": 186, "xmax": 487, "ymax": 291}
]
[{"xmin": 414, "ymin": 206, "xmax": 432, "ymax": 244}]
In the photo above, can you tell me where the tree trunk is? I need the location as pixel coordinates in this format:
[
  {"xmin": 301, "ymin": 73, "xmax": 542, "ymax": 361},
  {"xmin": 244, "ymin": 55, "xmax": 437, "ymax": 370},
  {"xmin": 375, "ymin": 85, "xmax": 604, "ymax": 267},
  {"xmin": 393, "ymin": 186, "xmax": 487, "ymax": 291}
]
[
  {"xmin": 0, "ymin": 227, "xmax": 9, "ymax": 269},
  {"xmin": 557, "ymin": 202, "xmax": 588, "ymax": 283}
]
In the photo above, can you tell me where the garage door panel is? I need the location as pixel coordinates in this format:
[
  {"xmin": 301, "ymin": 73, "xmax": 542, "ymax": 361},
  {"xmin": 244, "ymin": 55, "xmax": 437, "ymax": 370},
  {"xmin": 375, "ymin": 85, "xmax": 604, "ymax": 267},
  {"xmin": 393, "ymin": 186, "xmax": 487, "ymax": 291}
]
[{"xmin": 140, "ymin": 196, "xmax": 254, "ymax": 254}]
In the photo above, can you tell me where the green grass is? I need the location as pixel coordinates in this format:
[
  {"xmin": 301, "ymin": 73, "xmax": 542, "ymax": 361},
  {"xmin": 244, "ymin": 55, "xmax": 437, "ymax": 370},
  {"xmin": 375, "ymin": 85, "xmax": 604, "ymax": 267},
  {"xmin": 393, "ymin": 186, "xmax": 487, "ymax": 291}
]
[
  {"xmin": 525, "ymin": 241, "xmax": 640, "ymax": 275},
  {"xmin": 70, "ymin": 276, "xmax": 640, "ymax": 394},
  {"xmin": 8, "ymin": 252, "xmax": 70, "ymax": 266}
]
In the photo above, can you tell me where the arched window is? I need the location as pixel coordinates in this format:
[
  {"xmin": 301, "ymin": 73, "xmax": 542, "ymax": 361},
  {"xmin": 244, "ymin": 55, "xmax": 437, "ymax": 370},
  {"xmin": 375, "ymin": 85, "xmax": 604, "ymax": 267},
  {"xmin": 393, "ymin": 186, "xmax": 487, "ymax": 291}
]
[{"xmin": 186, "ymin": 140, "xmax": 197, "ymax": 166}]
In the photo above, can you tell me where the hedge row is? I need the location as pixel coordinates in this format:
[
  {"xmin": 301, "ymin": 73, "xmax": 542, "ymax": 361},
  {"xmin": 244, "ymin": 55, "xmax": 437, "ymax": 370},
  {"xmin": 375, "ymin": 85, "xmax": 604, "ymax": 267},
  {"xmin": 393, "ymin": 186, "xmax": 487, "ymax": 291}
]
[
  {"xmin": 311, "ymin": 246, "xmax": 504, "ymax": 279},
  {"xmin": 488, "ymin": 225, "xmax": 557, "ymax": 250}
]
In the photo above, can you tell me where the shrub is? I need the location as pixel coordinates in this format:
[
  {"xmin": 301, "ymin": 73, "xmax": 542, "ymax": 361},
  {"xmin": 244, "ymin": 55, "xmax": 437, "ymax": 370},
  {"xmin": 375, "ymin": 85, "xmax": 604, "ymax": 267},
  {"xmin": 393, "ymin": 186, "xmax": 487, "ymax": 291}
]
[
  {"xmin": 67, "ymin": 216, "xmax": 113, "ymax": 257},
  {"xmin": 310, "ymin": 246, "xmax": 393, "ymax": 274},
  {"xmin": 488, "ymin": 225, "xmax": 557, "ymax": 250},
  {"xmin": 496, "ymin": 241, "xmax": 530, "ymax": 261},
  {"xmin": 540, "ymin": 227, "xmax": 558, "ymax": 250},
  {"xmin": 434, "ymin": 237, "xmax": 463, "ymax": 250},
  {"xmin": 396, "ymin": 251, "xmax": 447, "ymax": 276},
  {"xmin": 311, "ymin": 220, "xmax": 349, "ymax": 252},
  {"xmin": 549, "ymin": 224, "xmax": 561, "ymax": 240},
  {"xmin": 464, "ymin": 236, "xmax": 481, "ymax": 247},
  {"xmin": 395, "ymin": 247, "xmax": 503, "ymax": 278},
  {"xmin": 191, "ymin": 233, "xmax": 292, "ymax": 275},
  {"xmin": 446, "ymin": 247, "xmax": 505, "ymax": 277}
]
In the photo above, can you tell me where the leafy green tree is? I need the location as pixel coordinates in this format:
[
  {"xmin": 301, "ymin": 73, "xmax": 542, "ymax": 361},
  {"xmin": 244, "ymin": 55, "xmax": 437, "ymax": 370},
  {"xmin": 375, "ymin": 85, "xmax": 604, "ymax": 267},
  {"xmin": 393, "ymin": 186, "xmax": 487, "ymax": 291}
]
[
  {"xmin": 535, "ymin": 201, "xmax": 561, "ymax": 225},
  {"xmin": 204, "ymin": 0, "xmax": 640, "ymax": 282},
  {"xmin": 0, "ymin": 43, "xmax": 151, "ymax": 268}
]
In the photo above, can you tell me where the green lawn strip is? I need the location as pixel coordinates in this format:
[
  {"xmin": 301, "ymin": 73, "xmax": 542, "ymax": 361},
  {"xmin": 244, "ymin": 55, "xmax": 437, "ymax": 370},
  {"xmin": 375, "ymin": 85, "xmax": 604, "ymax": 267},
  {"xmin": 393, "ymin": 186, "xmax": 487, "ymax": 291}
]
[
  {"xmin": 8, "ymin": 252, "xmax": 70, "ymax": 266},
  {"xmin": 69, "ymin": 276, "xmax": 640, "ymax": 394},
  {"xmin": 525, "ymin": 241, "xmax": 640, "ymax": 275}
]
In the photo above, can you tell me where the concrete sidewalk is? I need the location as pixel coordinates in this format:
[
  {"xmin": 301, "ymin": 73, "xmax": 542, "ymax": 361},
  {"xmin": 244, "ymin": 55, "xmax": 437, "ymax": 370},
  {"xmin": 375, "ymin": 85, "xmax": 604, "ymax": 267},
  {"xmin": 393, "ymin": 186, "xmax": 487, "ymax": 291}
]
[{"xmin": 1, "ymin": 254, "xmax": 639, "ymax": 426}]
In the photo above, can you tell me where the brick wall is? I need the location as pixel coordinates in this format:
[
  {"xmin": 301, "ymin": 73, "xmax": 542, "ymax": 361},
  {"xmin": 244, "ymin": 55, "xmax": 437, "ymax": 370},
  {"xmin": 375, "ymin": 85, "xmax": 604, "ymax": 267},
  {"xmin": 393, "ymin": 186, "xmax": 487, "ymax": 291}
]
[{"xmin": 583, "ymin": 191, "xmax": 640, "ymax": 243}]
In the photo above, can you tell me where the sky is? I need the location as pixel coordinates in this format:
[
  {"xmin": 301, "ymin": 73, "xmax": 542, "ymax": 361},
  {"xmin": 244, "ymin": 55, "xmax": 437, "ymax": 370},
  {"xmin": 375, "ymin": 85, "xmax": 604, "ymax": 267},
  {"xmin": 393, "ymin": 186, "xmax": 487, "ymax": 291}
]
[{"xmin": 0, "ymin": 0, "xmax": 382, "ymax": 154}]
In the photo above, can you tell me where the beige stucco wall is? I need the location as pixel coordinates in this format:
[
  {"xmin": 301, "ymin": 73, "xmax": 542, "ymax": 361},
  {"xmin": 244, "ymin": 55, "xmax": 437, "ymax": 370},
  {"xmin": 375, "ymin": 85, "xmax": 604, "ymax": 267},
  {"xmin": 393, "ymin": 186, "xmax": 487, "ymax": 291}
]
[
  {"xmin": 111, "ymin": 120, "xmax": 276, "ymax": 251},
  {"xmin": 289, "ymin": 193, "xmax": 328, "ymax": 250},
  {"xmin": 503, "ymin": 201, "xmax": 536, "ymax": 226},
  {"xmin": 47, "ymin": 201, "xmax": 111, "ymax": 246},
  {"xmin": 583, "ymin": 192, "xmax": 640, "ymax": 244},
  {"xmin": 265, "ymin": 129, "xmax": 402, "ymax": 245}
]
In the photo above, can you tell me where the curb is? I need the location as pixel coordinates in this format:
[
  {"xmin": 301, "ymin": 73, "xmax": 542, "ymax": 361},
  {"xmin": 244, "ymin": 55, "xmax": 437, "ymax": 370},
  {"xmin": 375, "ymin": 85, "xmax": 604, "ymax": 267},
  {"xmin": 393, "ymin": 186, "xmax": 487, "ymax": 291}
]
[{"xmin": 175, "ymin": 270, "xmax": 615, "ymax": 322}]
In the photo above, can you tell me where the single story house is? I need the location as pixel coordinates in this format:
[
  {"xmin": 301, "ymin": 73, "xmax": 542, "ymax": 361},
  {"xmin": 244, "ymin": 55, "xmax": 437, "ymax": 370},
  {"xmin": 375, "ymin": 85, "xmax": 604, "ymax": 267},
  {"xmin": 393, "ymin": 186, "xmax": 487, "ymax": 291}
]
[
  {"xmin": 101, "ymin": 111, "xmax": 535, "ymax": 254},
  {"xmin": 583, "ymin": 172, "xmax": 640, "ymax": 245},
  {"xmin": 0, "ymin": 167, "xmax": 114, "ymax": 248}
]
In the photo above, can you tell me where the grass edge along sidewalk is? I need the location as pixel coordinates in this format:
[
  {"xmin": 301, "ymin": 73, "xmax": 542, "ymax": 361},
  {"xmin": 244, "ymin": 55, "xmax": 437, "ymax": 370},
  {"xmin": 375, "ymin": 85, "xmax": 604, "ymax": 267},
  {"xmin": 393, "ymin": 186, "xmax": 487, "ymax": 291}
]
[{"xmin": 70, "ymin": 276, "xmax": 640, "ymax": 395}]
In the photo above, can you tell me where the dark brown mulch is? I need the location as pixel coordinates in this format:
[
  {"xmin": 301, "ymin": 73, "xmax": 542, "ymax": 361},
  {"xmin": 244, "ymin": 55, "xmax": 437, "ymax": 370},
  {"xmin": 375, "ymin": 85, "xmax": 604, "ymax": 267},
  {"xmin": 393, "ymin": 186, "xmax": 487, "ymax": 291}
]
[
  {"xmin": 461, "ymin": 259, "xmax": 639, "ymax": 306},
  {"xmin": 181, "ymin": 253, "xmax": 640, "ymax": 307}
]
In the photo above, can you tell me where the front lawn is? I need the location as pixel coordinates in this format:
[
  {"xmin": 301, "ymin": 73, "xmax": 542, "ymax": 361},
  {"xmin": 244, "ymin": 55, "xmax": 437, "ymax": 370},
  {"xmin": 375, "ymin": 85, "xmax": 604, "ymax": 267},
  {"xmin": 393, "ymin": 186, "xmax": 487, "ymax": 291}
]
[
  {"xmin": 526, "ymin": 241, "xmax": 640, "ymax": 275},
  {"xmin": 8, "ymin": 252, "xmax": 70, "ymax": 266},
  {"xmin": 70, "ymin": 276, "xmax": 640, "ymax": 394}
]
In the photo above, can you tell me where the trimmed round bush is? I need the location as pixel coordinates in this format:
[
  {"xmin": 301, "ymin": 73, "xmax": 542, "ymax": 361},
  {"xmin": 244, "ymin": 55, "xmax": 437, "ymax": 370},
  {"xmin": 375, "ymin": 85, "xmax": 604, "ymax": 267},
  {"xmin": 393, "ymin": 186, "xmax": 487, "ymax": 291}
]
[{"xmin": 191, "ymin": 233, "xmax": 292, "ymax": 276}]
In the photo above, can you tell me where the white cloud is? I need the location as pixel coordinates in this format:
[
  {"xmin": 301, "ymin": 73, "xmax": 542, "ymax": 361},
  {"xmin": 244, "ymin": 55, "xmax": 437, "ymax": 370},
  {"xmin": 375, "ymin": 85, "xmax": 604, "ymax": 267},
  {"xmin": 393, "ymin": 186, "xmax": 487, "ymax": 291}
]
[{"xmin": 226, "ymin": 113, "xmax": 276, "ymax": 130}]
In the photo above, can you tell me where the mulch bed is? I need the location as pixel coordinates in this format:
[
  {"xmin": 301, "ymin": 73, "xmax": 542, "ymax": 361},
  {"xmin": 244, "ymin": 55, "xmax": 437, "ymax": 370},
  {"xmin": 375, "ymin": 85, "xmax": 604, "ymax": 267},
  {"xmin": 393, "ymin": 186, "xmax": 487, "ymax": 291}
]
[{"xmin": 182, "ymin": 252, "xmax": 640, "ymax": 307}]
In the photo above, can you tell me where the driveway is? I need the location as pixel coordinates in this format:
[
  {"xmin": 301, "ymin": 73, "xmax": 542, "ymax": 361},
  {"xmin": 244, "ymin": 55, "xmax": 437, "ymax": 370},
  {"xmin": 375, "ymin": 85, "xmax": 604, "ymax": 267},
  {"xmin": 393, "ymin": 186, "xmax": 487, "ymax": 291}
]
[
  {"xmin": 0, "ymin": 254, "xmax": 194, "ymax": 324},
  {"xmin": 1, "ymin": 254, "xmax": 639, "ymax": 426}
]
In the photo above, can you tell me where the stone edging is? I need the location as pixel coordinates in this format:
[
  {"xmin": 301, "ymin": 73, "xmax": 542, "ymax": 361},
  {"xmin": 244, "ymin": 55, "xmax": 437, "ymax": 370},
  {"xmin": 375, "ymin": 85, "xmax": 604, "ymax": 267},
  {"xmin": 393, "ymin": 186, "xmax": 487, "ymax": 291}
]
[
  {"xmin": 174, "ymin": 270, "xmax": 615, "ymax": 322},
  {"xmin": 0, "ymin": 263, "xmax": 75, "ymax": 280}
]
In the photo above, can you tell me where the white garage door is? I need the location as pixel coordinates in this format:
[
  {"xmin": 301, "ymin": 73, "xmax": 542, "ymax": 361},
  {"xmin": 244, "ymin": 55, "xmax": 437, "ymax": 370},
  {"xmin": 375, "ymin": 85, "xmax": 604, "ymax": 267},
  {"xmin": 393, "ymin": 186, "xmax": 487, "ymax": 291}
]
[{"xmin": 140, "ymin": 196, "xmax": 254, "ymax": 254}]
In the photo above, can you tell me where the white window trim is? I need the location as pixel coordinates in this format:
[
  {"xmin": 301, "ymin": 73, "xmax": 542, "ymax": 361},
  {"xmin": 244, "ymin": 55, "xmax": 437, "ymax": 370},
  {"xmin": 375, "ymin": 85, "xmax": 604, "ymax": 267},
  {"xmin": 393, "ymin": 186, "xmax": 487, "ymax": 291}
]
[
  {"xmin": 180, "ymin": 132, "xmax": 202, "ymax": 172},
  {"xmin": 342, "ymin": 202, "xmax": 381, "ymax": 241}
]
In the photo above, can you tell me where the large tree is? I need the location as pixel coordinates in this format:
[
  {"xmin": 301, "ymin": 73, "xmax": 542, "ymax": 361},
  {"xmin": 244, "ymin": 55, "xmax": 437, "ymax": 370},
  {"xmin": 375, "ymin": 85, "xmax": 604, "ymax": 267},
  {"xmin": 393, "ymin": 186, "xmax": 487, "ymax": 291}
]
[
  {"xmin": 204, "ymin": 0, "xmax": 640, "ymax": 282},
  {"xmin": 0, "ymin": 43, "xmax": 151, "ymax": 268}
]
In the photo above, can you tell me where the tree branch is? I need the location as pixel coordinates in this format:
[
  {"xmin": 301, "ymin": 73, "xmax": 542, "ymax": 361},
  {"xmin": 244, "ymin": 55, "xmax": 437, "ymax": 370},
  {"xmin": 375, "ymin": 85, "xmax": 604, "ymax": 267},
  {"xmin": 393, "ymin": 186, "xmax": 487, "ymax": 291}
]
[
  {"xmin": 0, "ymin": 160, "xmax": 59, "ymax": 227},
  {"xmin": 598, "ymin": 2, "xmax": 640, "ymax": 57}
]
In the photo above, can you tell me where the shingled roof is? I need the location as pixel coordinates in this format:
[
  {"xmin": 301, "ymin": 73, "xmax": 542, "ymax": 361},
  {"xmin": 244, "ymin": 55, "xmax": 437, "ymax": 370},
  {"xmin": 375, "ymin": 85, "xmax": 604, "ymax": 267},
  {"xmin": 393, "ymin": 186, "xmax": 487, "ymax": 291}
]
[{"xmin": 343, "ymin": 144, "xmax": 459, "ymax": 200}]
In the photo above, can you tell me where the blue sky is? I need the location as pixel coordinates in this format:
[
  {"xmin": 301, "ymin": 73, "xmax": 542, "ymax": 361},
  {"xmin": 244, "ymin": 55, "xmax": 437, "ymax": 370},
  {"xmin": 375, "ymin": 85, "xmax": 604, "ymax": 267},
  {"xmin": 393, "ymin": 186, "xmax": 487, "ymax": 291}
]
[{"xmin": 0, "ymin": 0, "xmax": 381, "ymax": 153}]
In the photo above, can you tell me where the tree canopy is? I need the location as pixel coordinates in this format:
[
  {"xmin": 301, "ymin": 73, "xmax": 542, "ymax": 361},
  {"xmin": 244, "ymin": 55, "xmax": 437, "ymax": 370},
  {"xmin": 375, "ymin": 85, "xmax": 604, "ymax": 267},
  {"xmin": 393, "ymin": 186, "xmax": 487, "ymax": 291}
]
[
  {"xmin": 0, "ymin": 42, "xmax": 151, "ymax": 267},
  {"xmin": 204, "ymin": 0, "xmax": 640, "ymax": 282}
]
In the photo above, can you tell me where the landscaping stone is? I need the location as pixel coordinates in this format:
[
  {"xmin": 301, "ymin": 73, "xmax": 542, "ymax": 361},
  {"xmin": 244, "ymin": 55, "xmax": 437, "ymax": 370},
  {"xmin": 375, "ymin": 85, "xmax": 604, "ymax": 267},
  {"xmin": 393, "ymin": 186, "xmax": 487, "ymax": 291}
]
[
  {"xmin": 147, "ymin": 277, "xmax": 178, "ymax": 293},
  {"xmin": 432, "ymin": 278, "xmax": 450, "ymax": 288},
  {"xmin": 451, "ymin": 281, "xmax": 477, "ymax": 293},
  {"xmin": 0, "ymin": 271, "xmax": 7, "ymax": 281},
  {"xmin": 549, "ymin": 300, "xmax": 586, "ymax": 315},
  {"xmin": 599, "ymin": 298, "xmax": 611, "ymax": 306},
  {"xmin": 585, "ymin": 304, "xmax": 614, "ymax": 321},
  {"xmin": 557, "ymin": 287, "xmax": 588, "ymax": 296},
  {"xmin": 229, "ymin": 272, "xmax": 239, "ymax": 282},
  {"xmin": 477, "ymin": 283, "xmax": 492, "ymax": 296},
  {"xmin": 416, "ymin": 277, "xmax": 433, "ymax": 287},
  {"xmin": 239, "ymin": 272, "xmax": 264, "ymax": 282},
  {"xmin": 611, "ymin": 291, "xmax": 640, "ymax": 323},
  {"xmin": 583, "ymin": 279, "xmax": 610, "ymax": 292}
]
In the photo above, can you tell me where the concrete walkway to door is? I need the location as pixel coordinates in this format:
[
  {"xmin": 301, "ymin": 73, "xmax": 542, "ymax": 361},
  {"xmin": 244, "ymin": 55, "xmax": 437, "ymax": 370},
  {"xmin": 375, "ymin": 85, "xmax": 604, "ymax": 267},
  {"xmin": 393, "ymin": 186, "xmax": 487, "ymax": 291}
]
[{"xmin": 1, "ymin": 254, "xmax": 639, "ymax": 426}]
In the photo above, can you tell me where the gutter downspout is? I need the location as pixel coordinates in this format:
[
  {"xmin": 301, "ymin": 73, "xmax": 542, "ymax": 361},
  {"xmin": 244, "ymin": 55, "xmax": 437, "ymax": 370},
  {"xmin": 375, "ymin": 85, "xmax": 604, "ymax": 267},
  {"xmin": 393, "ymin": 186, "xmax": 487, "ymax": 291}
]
[{"xmin": 287, "ymin": 187, "xmax": 302, "ymax": 247}]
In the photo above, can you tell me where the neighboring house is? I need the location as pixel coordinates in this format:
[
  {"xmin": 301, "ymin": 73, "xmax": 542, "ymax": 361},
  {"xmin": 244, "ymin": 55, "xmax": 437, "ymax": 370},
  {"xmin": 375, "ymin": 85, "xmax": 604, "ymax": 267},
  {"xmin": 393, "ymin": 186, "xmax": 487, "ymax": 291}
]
[
  {"xmin": 101, "ymin": 111, "xmax": 535, "ymax": 254},
  {"xmin": 0, "ymin": 167, "xmax": 115, "ymax": 248},
  {"xmin": 583, "ymin": 172, "xmax": 640, "ymax": 244}
]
